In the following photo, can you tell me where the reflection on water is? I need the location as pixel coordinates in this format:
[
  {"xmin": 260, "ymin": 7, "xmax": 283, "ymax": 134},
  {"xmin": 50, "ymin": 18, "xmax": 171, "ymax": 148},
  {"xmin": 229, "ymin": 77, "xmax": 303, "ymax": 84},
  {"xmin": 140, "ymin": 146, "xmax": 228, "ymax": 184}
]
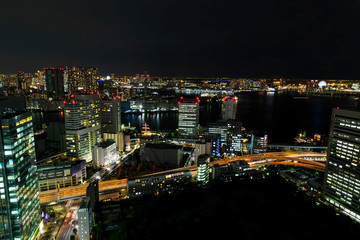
[{"xmin": 122, "ymin": 92, "xmax": 356, "ymax": 144}]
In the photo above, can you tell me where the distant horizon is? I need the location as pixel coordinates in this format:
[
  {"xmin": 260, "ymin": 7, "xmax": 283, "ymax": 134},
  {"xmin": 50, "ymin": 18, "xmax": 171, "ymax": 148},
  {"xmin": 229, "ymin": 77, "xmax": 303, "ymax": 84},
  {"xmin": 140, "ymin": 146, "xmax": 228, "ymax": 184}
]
[{"xmin": 1, "ymin": 67, "xmax": 359, "ymax": 81}]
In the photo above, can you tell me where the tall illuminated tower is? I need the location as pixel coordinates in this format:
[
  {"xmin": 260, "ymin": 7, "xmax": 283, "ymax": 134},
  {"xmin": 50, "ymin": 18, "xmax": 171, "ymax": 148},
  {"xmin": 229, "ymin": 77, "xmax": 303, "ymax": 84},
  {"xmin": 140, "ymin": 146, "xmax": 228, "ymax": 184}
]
[
  {"xmin": 0, "ymin": 98, "xmax": 41, "ymax": 239},
  {"xmin": 65, "ymin": 95, "xmax": 101, "ymax": 162},
  {"xmin": 323, "ymin": 108, "xmax": 360, "ymax": 221},
  {"xmin": 222, "ymin": 96, "xmax": 237, "ymax": 121},
  {"xmin": 178, "ymin": 97, "xmax": 199, "ymax": 136}
]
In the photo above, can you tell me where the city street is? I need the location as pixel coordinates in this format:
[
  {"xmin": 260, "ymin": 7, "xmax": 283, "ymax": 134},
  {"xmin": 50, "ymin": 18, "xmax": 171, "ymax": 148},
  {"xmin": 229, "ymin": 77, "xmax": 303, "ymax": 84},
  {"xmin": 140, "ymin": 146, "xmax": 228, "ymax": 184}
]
[{"xmin": 56, "ymin": 198, "xmax": 82, "ymax": 240}]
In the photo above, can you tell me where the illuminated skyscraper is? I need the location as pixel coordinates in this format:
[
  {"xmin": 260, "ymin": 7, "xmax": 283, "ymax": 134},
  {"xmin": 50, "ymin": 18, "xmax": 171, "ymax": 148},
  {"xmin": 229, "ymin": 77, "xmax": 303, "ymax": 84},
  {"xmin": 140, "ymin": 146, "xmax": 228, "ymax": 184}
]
[
  {"xmin": 222, "ymin": 96, "xmax": 237, "ymax": 121},
  {"xmin": 44, "ymin": 68, "xmax": 65, "ymax": 99},
  {"xmin": 178, "ymin": 97, "xmax": 199, "ymax": 136},
  {"xmin": 0, "ymin": 98, "xmax": 41, "ymax": 240},
  {"xmin": 66, "ymin": 66, "xmax": 98, "ymax": 93},
  {"xmin": 65, "ymin": 95, "xmax": 101, "ymax": 162},
  {"xmin": 323, "ymin": 108, "xmax": 360, "ymax": 221}
]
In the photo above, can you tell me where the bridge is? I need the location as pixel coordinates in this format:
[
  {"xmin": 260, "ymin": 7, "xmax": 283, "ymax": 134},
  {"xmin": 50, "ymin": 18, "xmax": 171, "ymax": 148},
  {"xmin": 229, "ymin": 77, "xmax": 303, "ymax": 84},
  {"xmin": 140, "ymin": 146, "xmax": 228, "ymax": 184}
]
[{"xmin": 39, "ymin": 152, "xmax": 326, "ymax": 204}]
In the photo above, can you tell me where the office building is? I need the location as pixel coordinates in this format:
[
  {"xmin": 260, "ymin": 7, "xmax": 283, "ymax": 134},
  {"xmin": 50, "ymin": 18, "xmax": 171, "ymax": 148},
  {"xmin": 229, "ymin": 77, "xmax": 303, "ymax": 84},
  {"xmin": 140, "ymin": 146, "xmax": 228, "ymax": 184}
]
[
  {"xmin": 37, "ymin": 160, "xmax": 87, "ymax": 191},
  {"xmin": 44, "ymin": 68, "xmax": 65, "ymax": 99},
  {"xmin": 128, "ymin": 170, "xmax": 192, "ymax": 198},
  {"xmin": 92, "ymin": 140, "xmax": 119, "ymax": 167},
  {"xmin": 101, "ymin": 97, "xmax": 121, "ymax": 133},
  {"xmin": 208, "ymin": 134, "xmax": 221, "ymax": 157},
  {"xmin": 206, "ymin": 121, "xmax": 228, "ymax": 146},
  {"xmin": 323, "ymin": 108, "xmax": 360, "ymax": 221},
  {"xmin": 227, "ymin": 120, "xmax": 242, "ymax": 154},
  {"xmin": 197, "ymin": 154, "xmax": 210, "ymax": 186},
  {"xmin": 101, "ymin": 97, "xmax": 124, "ymax": 151},
  {"xmin": 222, "ymin": 96, "xmax": 237, "ymax": 121},
  {"xmin": 178, "ymin": 97, "xmax": 199, "ymax": 136},
  {"xmin": 65, "ymin": 94, "xmax": 101, "ymax": 162},
  {"xmin": 250, "ymin": 133, "xmax": 268, "ymax": 154},
  {"xmin": 66, "ymin": 66, "xmax": 98, "ymax": 93},
  {"xmin": 0, "ymin": 98, "xmax": 41, "ymax": 239},
  {"xmin": 78, "ymin": 197, "xmax": 93, "ymax": 240}
]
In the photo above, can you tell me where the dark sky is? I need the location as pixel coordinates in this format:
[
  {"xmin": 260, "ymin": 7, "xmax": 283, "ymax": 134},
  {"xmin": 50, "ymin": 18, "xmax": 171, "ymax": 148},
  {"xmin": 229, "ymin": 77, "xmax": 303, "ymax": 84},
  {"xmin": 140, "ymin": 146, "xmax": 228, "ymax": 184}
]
[{"xmin": 1, "ymin": 0, "xmax": 360, "ymax": 78}]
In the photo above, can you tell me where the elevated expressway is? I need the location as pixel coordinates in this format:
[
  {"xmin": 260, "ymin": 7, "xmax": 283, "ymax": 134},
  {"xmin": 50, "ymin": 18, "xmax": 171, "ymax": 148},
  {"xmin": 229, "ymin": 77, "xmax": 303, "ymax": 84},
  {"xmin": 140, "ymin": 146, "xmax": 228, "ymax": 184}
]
[{"xmin": 39, "ymin": 152, "xmax": 326, "ymax": 204}]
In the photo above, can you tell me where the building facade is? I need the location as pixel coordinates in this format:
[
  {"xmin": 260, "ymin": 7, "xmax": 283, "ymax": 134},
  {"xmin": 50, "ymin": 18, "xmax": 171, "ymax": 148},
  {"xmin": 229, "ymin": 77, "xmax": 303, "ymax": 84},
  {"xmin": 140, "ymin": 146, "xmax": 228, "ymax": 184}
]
[
  {"xmin": 65, "ymin": 95, "xmax": 101, "ymax": 162},
  {"xmin": 101, "ymin": 97, "xmax": 123, "ymax": 151},
  {"xmin": 44, "ymin": 68, "xmax": 65, "ymax": 99},
  {"xmin": 197, "ymin": 154, "xmax": 210, "ymax": 186},
  {"xmin": 101, "ymin": 97, "xmax": 121, "ymax": 134},
  {"xmin": 66, "ymin": 66, "xmax": 98, "ymax": 93},
  {"xmin": 37, "ymin": 160, "xmax": 87, "ymax": 191},
  {"xmin": 0, "ymin": 98, "xmax": 41, "ymax": 240},
  {"xmin": 222, "ymin": 96, "xmax": 237, "ymax": 121},
  {"xmin": 227, "ymin": 120, "xmax": 242, "ymax": 154},
  {"xmin": 78, "ymin": 197, "xmax": 93, "ymax": 240},
  {"xmin": 250, "ymin": 133, "xmax": 268, "ymax": 154},
  {"xmin": 178, "ymin": 98, "xmax": 199, "ymax": 136},
  {"xmin": 323, "ymin": 108, "xmax": 360, "ymax": 221},
  {"xmin": 92, "ymin": 140, "xmax": 119, "ymax": 167}
]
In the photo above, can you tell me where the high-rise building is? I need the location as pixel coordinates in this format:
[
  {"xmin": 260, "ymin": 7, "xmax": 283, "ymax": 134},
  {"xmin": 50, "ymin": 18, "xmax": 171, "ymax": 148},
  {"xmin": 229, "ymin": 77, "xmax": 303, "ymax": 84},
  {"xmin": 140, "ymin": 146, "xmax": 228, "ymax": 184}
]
[
  {"xmin": 250, "ymin": 133, "xmax": 268, "ymax": 154},
  {"xmin": 0, "ymin": 98, "xmax": 41, "ymax": 239},
  {"xmin": 323, "ymin": 108, "xmax": 360, "ymax": 221},
  {"xmin": 222, "ymin": 96, "xmax": 237, "ymax": 121},
  {"xmin": 197, "ymin": 154, "xmax": 210, "ymax": 186},
  {"xmin": 101, "ymin": 97, "xmax": 123, "ymax": 151},
  {"xmin": 65, "ymin": 95, "xmax": 101, "ymax": 162},
  {"xmin": 178, "ymin": 97, "xmax": 199, "ymax": 136},
  {"xmin": 66, "ymin": 66, "xmax": 98, "ymax": 93},
  {"xmin": 227, "ymin": 120, "xmax": 242, "ymax": 154},
  {"xmin": 101, "ymin": 97, "xmax": 121, "ymax": 134},
  {"xmin": 44, "ymin": 68, "xmax": 65, "ymax": 99}
]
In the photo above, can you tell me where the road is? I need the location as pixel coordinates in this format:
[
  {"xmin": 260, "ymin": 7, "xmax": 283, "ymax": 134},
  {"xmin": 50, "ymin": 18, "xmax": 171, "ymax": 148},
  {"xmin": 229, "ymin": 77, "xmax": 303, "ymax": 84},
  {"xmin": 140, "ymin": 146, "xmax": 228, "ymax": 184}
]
[
  {"xmin": 88, "ymin": 147, "xmax": 138, "ymax": 183},
  {"xmin": 40, "ymin": 151, "xmax": 326, "ymax": 203},
  {"xmin": 56, "ymin": 198, "xmax": 82, "ymax": 240}
]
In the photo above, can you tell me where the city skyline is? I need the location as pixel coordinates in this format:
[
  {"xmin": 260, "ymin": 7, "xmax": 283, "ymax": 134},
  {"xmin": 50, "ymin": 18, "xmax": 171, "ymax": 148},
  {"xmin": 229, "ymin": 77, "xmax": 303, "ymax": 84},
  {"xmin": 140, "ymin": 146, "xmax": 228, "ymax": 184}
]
[
  {"xmin": 2, "ymin": 1, "xmax": 360, "ymax": 239},
  {"xmin": 1, "ymin": 1, "xmax": 360, "ymax": 79}
]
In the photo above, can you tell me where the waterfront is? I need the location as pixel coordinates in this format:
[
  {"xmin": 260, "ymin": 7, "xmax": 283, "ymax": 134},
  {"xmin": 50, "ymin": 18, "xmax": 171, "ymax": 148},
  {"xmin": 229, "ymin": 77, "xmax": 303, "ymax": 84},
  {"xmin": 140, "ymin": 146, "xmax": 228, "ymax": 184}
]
[{"xmin": 122, "ymin": 92, "xmax": 357, "ymax": 144}]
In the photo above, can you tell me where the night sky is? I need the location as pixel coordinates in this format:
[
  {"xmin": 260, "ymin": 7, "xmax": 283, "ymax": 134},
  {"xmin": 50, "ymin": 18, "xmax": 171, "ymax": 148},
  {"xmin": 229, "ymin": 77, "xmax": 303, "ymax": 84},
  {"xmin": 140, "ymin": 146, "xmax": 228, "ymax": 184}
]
[{"xmin": 1, "ymin": 0, "xmax": 360, "ymax": 78}]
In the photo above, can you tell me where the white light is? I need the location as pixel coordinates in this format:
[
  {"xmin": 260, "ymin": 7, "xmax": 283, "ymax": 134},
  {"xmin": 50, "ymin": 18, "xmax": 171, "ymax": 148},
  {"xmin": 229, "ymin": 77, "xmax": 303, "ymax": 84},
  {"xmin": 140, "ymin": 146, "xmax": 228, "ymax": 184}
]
[
  {"xmin": 106, "ymin": 76, "xmax": 111, "ymax": 80},
  {"xmin": 318, "ymin": 81, "xmax": 327, "ymax": 88}
]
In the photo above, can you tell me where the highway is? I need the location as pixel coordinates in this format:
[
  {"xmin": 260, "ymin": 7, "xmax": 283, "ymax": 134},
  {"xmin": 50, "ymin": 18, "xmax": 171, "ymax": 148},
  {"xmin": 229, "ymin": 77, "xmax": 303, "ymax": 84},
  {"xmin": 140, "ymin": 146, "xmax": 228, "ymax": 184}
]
[{"xmin": 39, "ymin": 151, "xmax": 326, "ymax": 204}]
